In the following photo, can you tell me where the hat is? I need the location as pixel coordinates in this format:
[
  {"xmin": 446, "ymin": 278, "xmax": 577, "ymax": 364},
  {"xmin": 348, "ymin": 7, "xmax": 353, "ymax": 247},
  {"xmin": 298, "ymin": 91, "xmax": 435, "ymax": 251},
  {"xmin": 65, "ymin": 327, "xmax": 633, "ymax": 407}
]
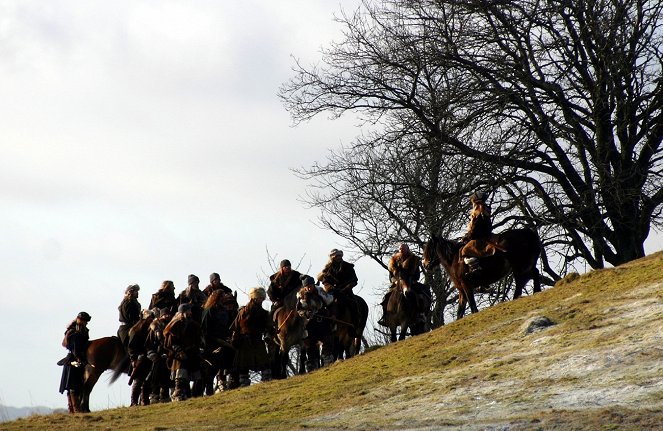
[
  {"xmin": 300, "ymin": 275, "xmax": 315, "ymax": 287},
  {"xmin": 279, "ymin": 259, "xmax": 291, "ymax": 268},
  {"xmin": 188, "ymin": 274, "xmax": 199, "ymax": 285},
  {"xmin": 157, "ymin": 307, "xmax": 172, "ymax": 318},
  {"xmin": 249, "ymin": 287, "xmax": 266, "ymax": 300},
  {"xmin": 77, "ymin": 311, "xmax": 91, "ymax": 322},
  {"xmin": 209, "ymin": 272, "xmax": 220, "ymax": 282},
  {"xmin": 329, "ymin": 249, "xmax": 343, "ymax": 257},
  {"xmin": 125, "ymin": 284, "xmax": 140, "ymax": 294},
  {"xmin": 470, "ymin": 191, "xmax": 489, "ymax": 203},
  {"xmin": 178, "ymin": 303, "xmax": 193, "ymax": 313}
]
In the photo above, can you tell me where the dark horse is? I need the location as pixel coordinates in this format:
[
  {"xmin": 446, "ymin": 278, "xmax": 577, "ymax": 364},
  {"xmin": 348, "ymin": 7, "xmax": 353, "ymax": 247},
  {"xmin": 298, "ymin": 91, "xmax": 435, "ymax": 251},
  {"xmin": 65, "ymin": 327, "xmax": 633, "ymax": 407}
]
[
  {"xmin": 384, "ymin": 275, "xmax": 430, "ymax": 342},
  {"xmin": 332, "ymin": 293, "xmax": 369, "ymax": 360},
  {"xmin": 422, "ymin": 228, "xmax": 541, "ymax": 319},
  {"xmin": 295, "ymin": 285, "xmax": 336, "ymax": 372},
  {"xmin": 80, "ymin": 336, "xmax": 129, "ymax": 412}
]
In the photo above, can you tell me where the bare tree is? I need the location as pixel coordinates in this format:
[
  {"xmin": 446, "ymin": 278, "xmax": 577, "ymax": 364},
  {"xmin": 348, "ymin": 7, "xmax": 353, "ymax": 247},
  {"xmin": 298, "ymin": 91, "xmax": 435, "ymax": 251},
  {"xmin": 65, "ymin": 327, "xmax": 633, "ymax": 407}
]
[{"xmin": 281, "ymin": 0, "xmax": 663, "ymax": 276}]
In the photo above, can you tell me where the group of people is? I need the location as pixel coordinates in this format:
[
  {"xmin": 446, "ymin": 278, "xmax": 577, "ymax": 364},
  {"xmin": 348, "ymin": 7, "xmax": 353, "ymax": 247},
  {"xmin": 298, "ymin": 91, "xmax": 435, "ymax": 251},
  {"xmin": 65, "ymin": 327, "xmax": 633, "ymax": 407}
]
[
  {"xmin": 56, "ymin": 250, "xmax": 370, "ymax": 412},
  {"xmin": 57, "ymin": 192, "xmax": 498, "ymax": 413}
]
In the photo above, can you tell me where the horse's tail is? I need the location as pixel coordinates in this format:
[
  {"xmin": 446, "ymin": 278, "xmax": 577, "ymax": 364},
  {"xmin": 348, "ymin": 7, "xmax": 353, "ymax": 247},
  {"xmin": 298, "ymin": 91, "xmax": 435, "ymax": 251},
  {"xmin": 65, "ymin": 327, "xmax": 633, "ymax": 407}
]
[{"xmin": 109, "ymin": 354, "xmax": 131, "ymax": 384}]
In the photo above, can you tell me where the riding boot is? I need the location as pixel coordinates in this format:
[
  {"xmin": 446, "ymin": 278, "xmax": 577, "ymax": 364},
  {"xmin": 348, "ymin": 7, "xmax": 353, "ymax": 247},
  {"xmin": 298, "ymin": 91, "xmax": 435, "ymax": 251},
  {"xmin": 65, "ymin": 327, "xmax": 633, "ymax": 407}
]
[
  {"xmin": 66, "ymin": 391, "xmax": 75, "ymax": 414},
  {"xmin": 463, "ymin": 257, "xmax": 482, "ymax": 275},
  {"xmin": 171, "ymin": 378, "xmax": 188, "ymax": 401},
  {"xmin": 130, "ymin": 380, "xmax": 142, "ymax": 406},
  {"xmin": 68, "ymin": 390, "xmax": 81, "ymax": 413}
]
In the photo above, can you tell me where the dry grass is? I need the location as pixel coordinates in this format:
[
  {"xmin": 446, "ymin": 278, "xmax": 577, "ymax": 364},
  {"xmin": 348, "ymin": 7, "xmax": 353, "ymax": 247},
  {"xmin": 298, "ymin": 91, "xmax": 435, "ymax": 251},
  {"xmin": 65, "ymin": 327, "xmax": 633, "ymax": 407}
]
[{"xmin": 6, "ymin": 251, "xmax": 663, "ymax": 431}]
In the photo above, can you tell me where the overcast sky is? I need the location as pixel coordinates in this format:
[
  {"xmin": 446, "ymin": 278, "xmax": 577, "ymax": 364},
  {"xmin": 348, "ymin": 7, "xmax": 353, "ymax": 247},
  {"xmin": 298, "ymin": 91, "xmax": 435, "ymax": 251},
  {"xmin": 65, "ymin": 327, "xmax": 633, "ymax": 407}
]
[
  {"xmin": 0, "ymin": 0, "xmax": 385, "ymax": 411},
  {"xmin": 1, "ymin": 0, "xmax": 661, "ymax": 413}
]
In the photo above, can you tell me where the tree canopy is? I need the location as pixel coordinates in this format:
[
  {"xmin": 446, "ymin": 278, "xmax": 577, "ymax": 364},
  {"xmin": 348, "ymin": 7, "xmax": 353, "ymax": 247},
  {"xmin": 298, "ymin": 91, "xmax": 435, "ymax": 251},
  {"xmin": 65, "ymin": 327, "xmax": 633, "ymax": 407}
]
[{"xmin": 280, "ymin": 0, "xmax": 663, "ymax": 321}]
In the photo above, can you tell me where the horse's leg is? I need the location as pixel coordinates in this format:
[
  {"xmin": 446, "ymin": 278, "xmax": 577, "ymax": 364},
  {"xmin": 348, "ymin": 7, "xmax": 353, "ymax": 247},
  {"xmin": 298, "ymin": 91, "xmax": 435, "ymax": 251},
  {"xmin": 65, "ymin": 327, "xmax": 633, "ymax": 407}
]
[
  {"xmin": 467, "ymin": 287, "xmax": 479, "ymax": 314},
  {"xmin": 513, "ymin": 273, "xmax": 526, "ymax": 299},
  {"xmin": 81, "ymin": 367, "xmax": 101, "ymax": 413},
  {"xmin": 398, "ymin": 322, "xmax": 407, "ymax": 341},
  {"xmin": 532, "ymin": 268, "xmax": 541, "ymax": 293},
  {"xmin": 457, "ymin": 290, "xmax": 467, "ymax": 320},
  {"xmin": 390, "ymin": 325, "xmax": 397, "ymax": 343}
]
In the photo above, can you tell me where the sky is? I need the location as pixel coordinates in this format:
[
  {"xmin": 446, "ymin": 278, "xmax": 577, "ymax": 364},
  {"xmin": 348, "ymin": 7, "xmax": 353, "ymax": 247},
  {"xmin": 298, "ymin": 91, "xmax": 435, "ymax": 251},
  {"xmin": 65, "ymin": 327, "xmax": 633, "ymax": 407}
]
[{"xmin": 0, "ymin": 0, "xmax": 661, "ymax": 413}]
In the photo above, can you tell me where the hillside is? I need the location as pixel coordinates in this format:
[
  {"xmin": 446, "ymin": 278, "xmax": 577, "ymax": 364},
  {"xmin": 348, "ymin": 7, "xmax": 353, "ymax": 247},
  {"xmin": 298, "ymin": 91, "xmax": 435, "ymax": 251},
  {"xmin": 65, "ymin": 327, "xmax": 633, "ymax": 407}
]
[{"xmin": 6, "ymin": 251, "xmax": 663, "ymax": 431}]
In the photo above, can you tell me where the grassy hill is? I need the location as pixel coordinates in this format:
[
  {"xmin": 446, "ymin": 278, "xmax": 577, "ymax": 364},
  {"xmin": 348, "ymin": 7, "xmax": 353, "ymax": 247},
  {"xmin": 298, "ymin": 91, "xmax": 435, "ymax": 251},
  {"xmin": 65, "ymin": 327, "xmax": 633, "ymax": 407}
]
[{"xmin": 7, "ymin": 251, "xmax": 663, "ymax": 430}]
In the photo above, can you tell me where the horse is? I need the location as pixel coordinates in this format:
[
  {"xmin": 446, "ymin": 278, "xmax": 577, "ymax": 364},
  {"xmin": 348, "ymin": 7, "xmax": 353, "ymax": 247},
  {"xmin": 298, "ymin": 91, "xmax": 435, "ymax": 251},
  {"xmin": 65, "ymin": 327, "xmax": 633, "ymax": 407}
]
[
  {"xmin": 295, "ymin": 285, "xmax": 335, "ymax": 371},
  {"xmin": 272, "ymin": 301, "xmax": 307, "ymax": 378},
  {"xmin": 80, "ymin": 336, "xmax": 129, "ymax": 412},
  {"xmin": 422, "ymin": 228, "xmax": 541, "ymax": 319},
  {"xmin": 331, "ymin": 292, "xmax": 368, "ymax": 360},
  {"xmin": 383, "ymin": 274, "xmax": 430, "ymax": 342}
]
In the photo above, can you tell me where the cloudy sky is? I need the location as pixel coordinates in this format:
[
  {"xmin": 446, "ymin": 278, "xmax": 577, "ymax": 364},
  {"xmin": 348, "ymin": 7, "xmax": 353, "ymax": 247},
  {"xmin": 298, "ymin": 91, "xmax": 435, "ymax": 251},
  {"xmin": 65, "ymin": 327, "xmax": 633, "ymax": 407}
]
[
  {"xmin": 0, "ymin": 0, "xmax": 386, "ymax": 411},
  {"xmin": 1, "ymin": 0, "xmax": 661, "ymax": 413}
]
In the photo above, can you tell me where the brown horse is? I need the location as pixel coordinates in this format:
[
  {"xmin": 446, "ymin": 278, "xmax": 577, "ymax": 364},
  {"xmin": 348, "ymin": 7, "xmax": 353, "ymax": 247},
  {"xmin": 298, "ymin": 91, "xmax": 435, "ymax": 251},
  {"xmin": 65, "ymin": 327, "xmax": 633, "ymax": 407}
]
[
  {"xmin": 272, "ymin": 300, "xmax": 307, "ymax": 378},
  {"xmin": 422, "ymin": 228, "xmax": 541, "ymax": 319},
  {"xmin": 80, "ymin": 336, "xmax": 129, "ymax": 412},
  {"xmin": 384, "ymin": 275, "xmax": 430, "ymax": 342}
]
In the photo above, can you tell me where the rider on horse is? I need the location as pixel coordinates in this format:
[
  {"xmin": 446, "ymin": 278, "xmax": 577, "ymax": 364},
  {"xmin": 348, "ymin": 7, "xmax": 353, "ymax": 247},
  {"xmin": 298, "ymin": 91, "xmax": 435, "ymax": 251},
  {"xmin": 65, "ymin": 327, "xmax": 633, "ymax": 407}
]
[
  {"xmin": 149, "ymin": 280, "xmax": 178, "ymax": 318},
  {"xmin": 176, "ymin": 274, "xmax": 208, "ymax": 323},
  {"xmin": 317, "ymin": 249, "xmax": 362, "ymax": 330},
  {"xmin": 460, "ymin": 192, "xmax": 503, "ymax": 276},
  {"xmin": 378, "ymin": 244, "xmax": 430, "ymax": 326},
  {"xmin": 267, "ymin": 259, "xmax": 302, "ymax": 316},
  {"xmin": 58, "ymin": 311, "xmax": 91, "ymax": 413},
  {"xmin": 203, "ymin": 272, "xmax": 233, "ymax": 297}
]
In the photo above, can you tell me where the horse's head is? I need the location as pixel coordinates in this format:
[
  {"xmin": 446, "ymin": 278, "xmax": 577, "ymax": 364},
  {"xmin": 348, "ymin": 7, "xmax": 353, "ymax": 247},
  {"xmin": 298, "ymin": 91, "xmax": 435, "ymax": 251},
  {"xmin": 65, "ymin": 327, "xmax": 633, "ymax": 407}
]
[
  {"xmin": 422, "ymin": 236, "xmax": 439, "ymax": 270},
  {"xmin": 393, "ymin": 271, "xmax": 413, "ymax": 297},
  {"xmin": 423, "ymin": 235, "xmax": 458, "ymax": 270}
]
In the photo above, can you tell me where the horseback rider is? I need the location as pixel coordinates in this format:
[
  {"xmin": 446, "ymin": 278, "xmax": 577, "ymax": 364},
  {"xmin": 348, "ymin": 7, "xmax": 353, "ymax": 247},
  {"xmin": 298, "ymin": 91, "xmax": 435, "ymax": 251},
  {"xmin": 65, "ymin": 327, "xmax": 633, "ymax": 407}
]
[
  {"xmin": 378, "ymin": 244, "xmax": 430, "ymax": 326},
  {"xmin": 460, "ymin": 192, "xmax": 501, "ymax": 275},
  {"xmin": 200, "ymin": 290, "xmax": 237, "ymax": 394},
  {"xmin": 58, "ymin": 311, "xmax": 91, "ymax": 414},
  {"xmin": 146, "ymin": 307, "xmax": 173, "ymax": 404},
  {"xmin": 117, "ymin": 284, "xmax": 141, "ymax": 348},
  {"xmin": 299, "ymin": 275, "xmax": 335, "ymax": 369},
  {"xmin": 176, "ymin": 274, "xmax": 207, "ymax": 323},
  {"xmin": 267, "ymin": 259, "xmax": 302, "ymax": 316},
  {"xmin": 203, "ymin": 272, "xmax": 233, "ymax": 297},
  {"xmin": 163, "ymin": 303, "xmax": 203, "ymax": 401},
  {"xmin": 317, "ymin": 249, "xmax": 362, "ymax": 330},
  {"xmin": 230, "ymin": 287, "xmax": 275, "ymax": 387},
  {"xmin": 149, "ymin": 280, "xmax": 178, "ymax": 318}
]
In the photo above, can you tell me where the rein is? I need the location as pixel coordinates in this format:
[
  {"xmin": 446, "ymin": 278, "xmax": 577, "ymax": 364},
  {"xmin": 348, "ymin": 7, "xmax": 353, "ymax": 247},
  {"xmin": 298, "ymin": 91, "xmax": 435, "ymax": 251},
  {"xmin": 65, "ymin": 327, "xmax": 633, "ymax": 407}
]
[
  {"xmin": 315, "ymin": 313, "xmax": 355, "ymax": 329},
  {"xmin": 277, "ymin": 309, "xmax": 296, "ymax": 333}
]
